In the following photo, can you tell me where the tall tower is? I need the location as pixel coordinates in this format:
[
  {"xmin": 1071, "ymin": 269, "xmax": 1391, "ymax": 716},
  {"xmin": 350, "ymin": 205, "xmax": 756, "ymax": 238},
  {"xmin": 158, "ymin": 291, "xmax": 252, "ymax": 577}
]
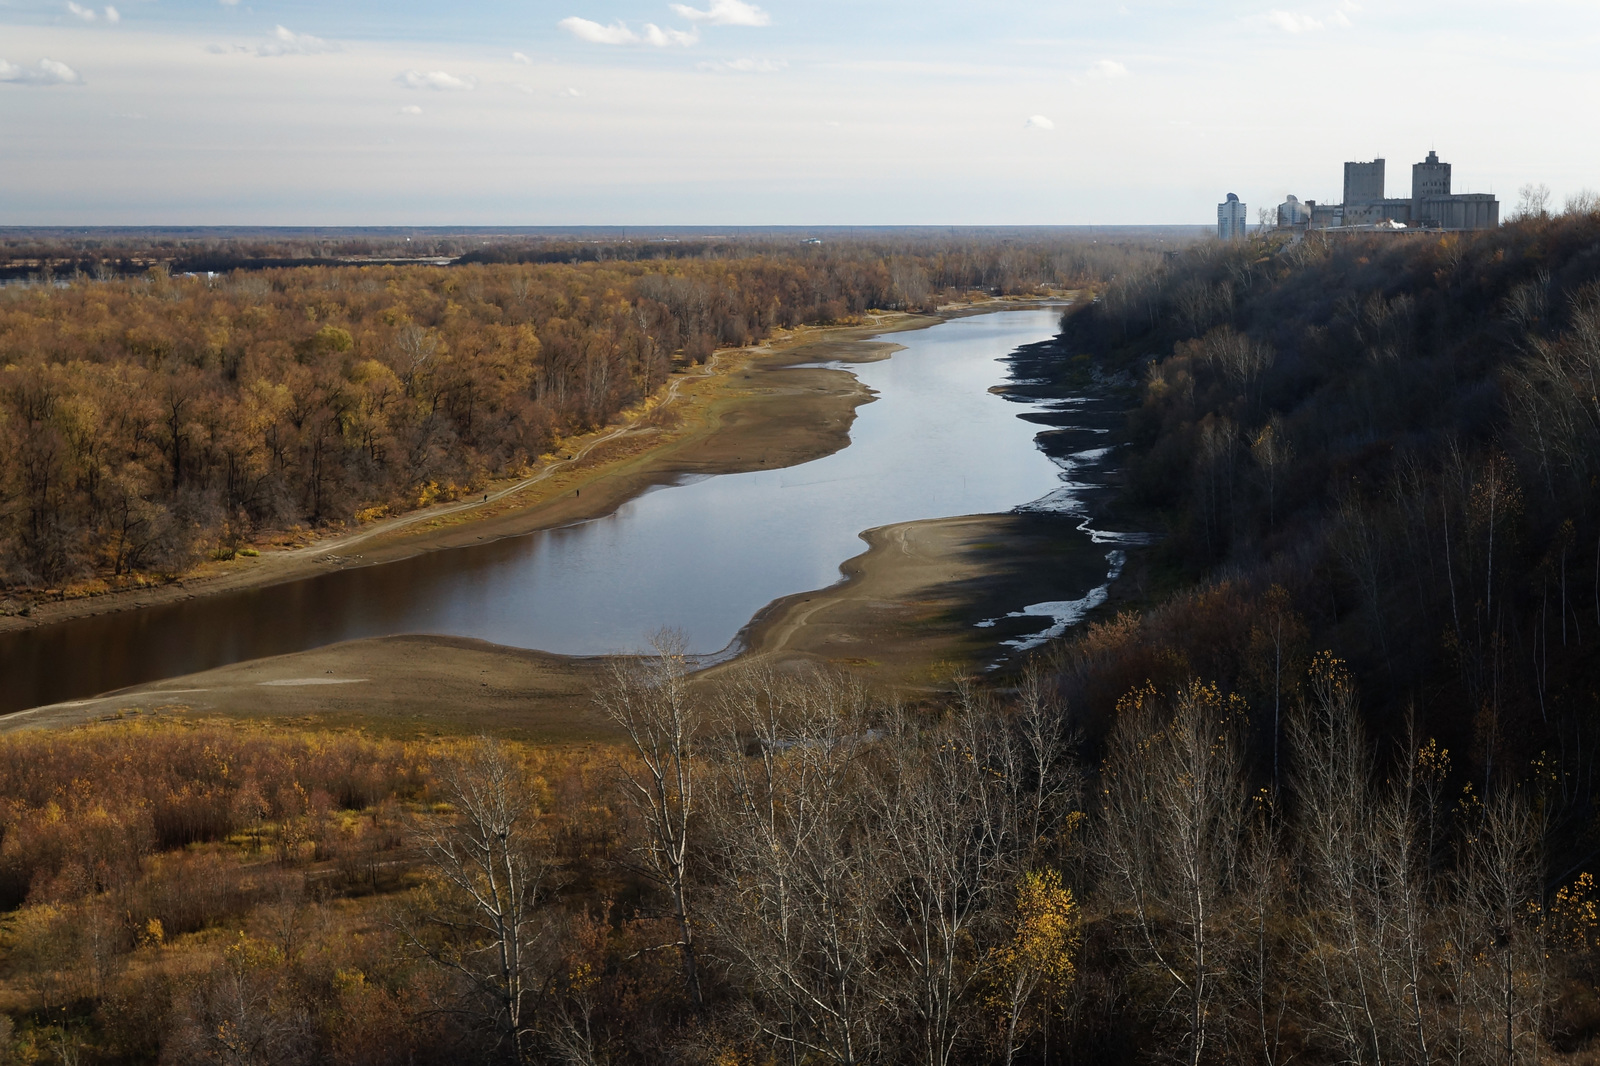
[
  {"xmin": 1412, "ymin": 150, "xmax": 1451, "ymax": 200},
  {"xmin": 1343, "ymin": 158, "xmax": 1386, "ymax": 204},
  {"xmin": 1411, "ymin": 150, "xmax": 1452, "ymax": 227},
  {"xmin": 1218, "ymin": 193, "xmax": 1248, "ymax": 240}
]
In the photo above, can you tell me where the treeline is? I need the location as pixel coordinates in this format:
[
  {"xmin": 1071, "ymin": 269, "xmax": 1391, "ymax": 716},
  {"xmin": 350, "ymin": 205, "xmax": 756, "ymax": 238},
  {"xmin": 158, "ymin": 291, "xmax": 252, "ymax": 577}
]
[
  {"xmin": 1048, "ymin": 208, "xmax": 1600, "ymax": 851},
  {"xmin": 0, "ymin": 230, "xmax": 1185, "ymax": 282},
  {"xmin": 0, "ymin": 238, "xmax": 1156, "ymax": 590},
  {"xmin": 0, "ymin": 645, "xmax": 1592, "ymax": 1064},
  {"xmin": 0, "ymin": 232, "xmax": 471, "ymax": 282}
]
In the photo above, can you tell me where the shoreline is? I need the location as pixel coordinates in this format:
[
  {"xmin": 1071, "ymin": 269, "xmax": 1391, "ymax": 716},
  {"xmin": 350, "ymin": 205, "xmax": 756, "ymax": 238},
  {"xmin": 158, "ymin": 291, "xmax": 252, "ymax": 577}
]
[
  {"xmin": 3, "ymin": 508, "xmax": 1112, "ymax": 737},
  {"xmin": 1, "ymin": 297, "xmax": 1111, "ymax": 732},
  {"xmin": 3, "ymin": 301, "xmax": 1057, "ymax": 637}
]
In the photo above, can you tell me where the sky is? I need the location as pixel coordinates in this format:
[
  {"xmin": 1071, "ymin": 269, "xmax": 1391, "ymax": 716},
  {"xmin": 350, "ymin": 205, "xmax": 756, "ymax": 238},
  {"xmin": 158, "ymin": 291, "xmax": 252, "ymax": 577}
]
[{"xmin": 0, "ymin": 0, "xmax": 1596, "ymax": 225}]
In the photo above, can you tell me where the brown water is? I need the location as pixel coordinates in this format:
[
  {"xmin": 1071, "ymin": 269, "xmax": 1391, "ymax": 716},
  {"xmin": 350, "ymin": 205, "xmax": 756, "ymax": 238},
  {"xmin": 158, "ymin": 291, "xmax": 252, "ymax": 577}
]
[{"xmin": 0, "ymin": 309, "xmax": 1085, "ymax": 714}]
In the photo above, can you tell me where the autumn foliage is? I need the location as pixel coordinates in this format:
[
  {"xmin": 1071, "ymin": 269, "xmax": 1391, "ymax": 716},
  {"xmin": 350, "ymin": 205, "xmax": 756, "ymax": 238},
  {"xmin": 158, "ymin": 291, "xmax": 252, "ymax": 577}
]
[{"xmin": 0, "ymin": 235, "xmax": 1153, "ymax": 592}]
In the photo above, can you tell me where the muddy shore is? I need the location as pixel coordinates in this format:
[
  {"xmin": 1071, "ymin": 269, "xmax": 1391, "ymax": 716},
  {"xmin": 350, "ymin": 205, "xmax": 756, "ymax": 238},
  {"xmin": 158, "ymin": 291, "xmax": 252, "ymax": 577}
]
[
  {"xmin": 3, "ymin": 299, "xmax": 1129, "ymax": 735},
  {"xmin": 0, "ymin": 312, "xmax": 931, "ymax": 635}
]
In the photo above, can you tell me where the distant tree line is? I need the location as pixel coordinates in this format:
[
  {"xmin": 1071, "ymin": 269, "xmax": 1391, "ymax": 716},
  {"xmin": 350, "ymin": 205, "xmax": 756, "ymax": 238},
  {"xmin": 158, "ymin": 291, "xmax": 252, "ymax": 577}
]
[{"xmin": 0, "ymin": 231, "xmax": 1179, "ymax": 283}]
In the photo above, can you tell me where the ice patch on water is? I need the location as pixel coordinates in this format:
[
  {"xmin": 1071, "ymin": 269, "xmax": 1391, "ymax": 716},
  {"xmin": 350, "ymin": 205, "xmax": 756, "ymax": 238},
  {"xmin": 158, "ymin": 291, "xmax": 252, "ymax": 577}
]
[{"xmin": 975, "ymin": 549, "xmax": 1126, "ymax": 658}]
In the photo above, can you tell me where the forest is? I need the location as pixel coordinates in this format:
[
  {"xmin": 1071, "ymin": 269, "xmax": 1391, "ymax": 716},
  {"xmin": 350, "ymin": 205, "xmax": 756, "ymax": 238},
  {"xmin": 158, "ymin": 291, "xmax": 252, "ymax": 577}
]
[
  {"xmin": 0, "ymin": 645, "xmax": 1591, "ymax": 1064},
  {"xmin": 0, "ymin": 235, "xmax": 1155, "ymax": 592},
  {"xmin": 1048, "ymin": 203, "xmax": 1600, "ymax": 825},
  {"xmin": 4, "ymin": 215, "xmax": 1600, "ymax": 1063}
]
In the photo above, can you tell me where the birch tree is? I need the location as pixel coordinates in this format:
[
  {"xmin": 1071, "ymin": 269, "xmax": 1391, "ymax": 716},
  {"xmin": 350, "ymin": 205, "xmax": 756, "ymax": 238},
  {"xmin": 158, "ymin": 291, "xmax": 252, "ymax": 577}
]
[
  {"xmin": 594, "ymin": 629, "xmax": 705, "ymax": 1011},
  {"xmin": 1098, "ymin": 680, "xmax": 1250, "ymax": 1066}
]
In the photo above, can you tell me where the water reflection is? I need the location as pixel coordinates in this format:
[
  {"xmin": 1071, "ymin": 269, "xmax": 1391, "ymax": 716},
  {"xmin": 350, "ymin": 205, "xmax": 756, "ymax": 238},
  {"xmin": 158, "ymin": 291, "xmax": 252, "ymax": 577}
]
[{"xmin": 0, "ymin": 310, "xmax": 1070, "ymax": 713}]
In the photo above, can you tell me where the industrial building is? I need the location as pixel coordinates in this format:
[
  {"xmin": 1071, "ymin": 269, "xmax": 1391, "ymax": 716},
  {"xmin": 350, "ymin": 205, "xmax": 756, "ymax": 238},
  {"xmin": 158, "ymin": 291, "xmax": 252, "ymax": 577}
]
[
  {"xmin": 1331, "ymin": 152, "xmax": 1498, "ymax": 230},
  {"xmin": 1254, "ymin": 150, "xmax": 1499, "ymax": 237}
]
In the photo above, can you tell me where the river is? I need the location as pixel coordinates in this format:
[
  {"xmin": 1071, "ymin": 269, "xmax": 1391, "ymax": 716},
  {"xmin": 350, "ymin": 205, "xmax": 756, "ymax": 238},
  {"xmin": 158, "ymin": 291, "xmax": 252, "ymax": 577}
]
[{"xmin": 0, "ymin": 308, "xmax": 1105, "ymax": 714}]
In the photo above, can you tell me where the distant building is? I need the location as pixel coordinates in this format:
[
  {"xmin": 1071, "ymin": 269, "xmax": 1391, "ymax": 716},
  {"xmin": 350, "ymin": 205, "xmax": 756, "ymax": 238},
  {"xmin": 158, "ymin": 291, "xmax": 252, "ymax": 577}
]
[
  {"xmin": 1218, "ymin": 193, "xmax": 1249, "ymax": 240},
  {"xmin": 1278, "ymin": 195, "xmax": 1311, "ymax": 227},
  {"xmin": 1272, "ymin": 196, "xmax": 1316, "ymax": 242},
  {"xmin": 1319, "ymin": 150, "xmax": 1498, "ymax": 231},
  {"xmin": 1412, "ymin": 150, "xmax": 1450, "ymax": 203},
  {"xmin": 1339, "ymin": 158, "xmax": 1412, "ymax": 226},
  {"xmin": 1344, "ymin": 159, "xmax": 1387, "ymax": 205}
]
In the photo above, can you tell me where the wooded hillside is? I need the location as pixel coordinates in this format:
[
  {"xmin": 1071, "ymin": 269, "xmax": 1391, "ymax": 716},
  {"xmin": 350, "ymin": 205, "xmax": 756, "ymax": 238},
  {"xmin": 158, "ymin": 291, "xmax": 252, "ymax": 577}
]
[{"xmin": 1047, "ymin": 205, "xmax": 1600, "ymax": 894}]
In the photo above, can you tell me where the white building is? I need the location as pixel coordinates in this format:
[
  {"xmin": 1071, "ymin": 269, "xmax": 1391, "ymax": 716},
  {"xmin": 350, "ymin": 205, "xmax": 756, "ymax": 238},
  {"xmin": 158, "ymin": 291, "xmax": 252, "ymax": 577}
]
[
  {"xmin": 1277, "ymin": 195, "xmax": 1310, "ymax": 227},
  {"xmin": 1218, "ymin": 193, "xmax": 1249, "ymax": 240}
]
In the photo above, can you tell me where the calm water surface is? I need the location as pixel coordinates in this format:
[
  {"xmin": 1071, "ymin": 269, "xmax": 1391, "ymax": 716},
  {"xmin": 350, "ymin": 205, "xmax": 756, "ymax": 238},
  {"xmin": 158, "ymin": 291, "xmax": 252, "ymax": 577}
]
[{"xmin": 1, "ymin": 309, "xmax": 1074, "ymax": 713}]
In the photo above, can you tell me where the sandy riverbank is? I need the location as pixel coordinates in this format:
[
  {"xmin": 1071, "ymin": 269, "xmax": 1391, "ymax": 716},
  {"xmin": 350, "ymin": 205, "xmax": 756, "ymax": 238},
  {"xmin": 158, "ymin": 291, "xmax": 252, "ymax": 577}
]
[
  {"xmin": 0, "ymin": 309, "xmax": 955, "ymax": 635},
  {"xmin": 3, "ymin": 298, "xmax": 1113, "ymax": 735},
  {"xmin": 3, "ymin": 510, "xmax": 1109, "ymax": 737}
]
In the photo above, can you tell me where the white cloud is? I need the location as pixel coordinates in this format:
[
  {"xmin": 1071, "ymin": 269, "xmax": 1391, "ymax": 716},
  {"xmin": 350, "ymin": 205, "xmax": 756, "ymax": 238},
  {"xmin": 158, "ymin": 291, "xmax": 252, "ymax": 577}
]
[
  {"xmin": 1265, "ymin": 10, "xmax": 1325, "ymax": 32},
  {"xmin": 1087, "ymin": 59, "xmax": 1128, "ymax": 78},
  {"xmin": 511, "ymin": 51, "xmax": 531, "ymax": 64},
  {"xmin": 257, "ymin": 26, "xmax": 338, "ymax": 56},
  {"xmin": 669, "ymin": 0, "xmax": 770, "ymax": 27},
  {"xmin": 559, "ymin": 17, "xmax": 638, "ymax": 44},
  {"xmin": 1024, "ymin": 114, "xmax": 1055, "ymax": 130},
  {"xmin": 398, "ymin": 104, "xmax": 422, "ymax": 114},
  {"xmin": 0, "ymin": 58, "xmax": 83, "ymax": 85},
  {"xmin": 558, "ymin": 16, "xmax": 698, "ymax": 46},
  {"xmin": 104, "ymin": 5, "xmax": 119, "ymax": 22},
  {"xmin": 218, "ymin": 0, "xmax": 239, "ymax": 5},
  {"xmin": 697, "ymin": 57, "xmax": 785, "ymax": 73},
  {"xmin": 644, "ymin": 23, "xmax": 698, "ymax": 46},
  {"xmin": 559, "ymin": 86, "xmax": 582, "ymax": 97},
  {"xmin": 398, "ymin": 69, "xmax": 477, "ymax": 90},
  {"xmin": 66, "ymin": 2, "xmax": 96, "ymax": 21},
  {"xmin": 510, "ymin": 82, "xmax": 534, "ymax": 94}
]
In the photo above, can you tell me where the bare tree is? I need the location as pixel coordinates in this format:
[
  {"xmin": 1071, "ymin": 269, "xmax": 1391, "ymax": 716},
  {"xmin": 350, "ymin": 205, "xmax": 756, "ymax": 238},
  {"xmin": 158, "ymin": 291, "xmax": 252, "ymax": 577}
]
[
  {"xmin": 1564, "ymin": 188, "xmax": 1600, "ymax": 216},
  {"xmin": 996, "ymin": 667, "xmax": 1081, "ymax": 863},
  {"xmin": 408, "ymin": 738, "xmax": 549, "ymax": 1064},
  {"xmin": 1514, "ymin": 183, "xmax": 1552, "ymax": 221},
  {"xmin": 1238, "ymin": 800, "xmax": 1292, "ymax": 1066},
  {"xmin": 1098, "ymin": 680, "xmax": 1251, "ymax": 1066},
  {"xmin": 1458, "ymin": 788, "xmax": 1547, "ymax": 1066},
  {"xmin": 1288, "ymin": 657, "xmax": 1392, "ymax": 1066},
  {"xmin": 1250, "ymin": 419, "xmax": 1293, "ymax": 534},
  {"xmin": 707, "ymin": 665, "xmax": 887, "ymax": 1066},
  {"xmin": 594, "ymin": 629, "xmax": 706, "ymax": 1012},
  {"xmin": 1245, "ymin": 584, "xmax": 1307, "ymax": 790},
  {"xmin": 869, "ymin": 701, "xmax": 1017, "ymax": 1066}
]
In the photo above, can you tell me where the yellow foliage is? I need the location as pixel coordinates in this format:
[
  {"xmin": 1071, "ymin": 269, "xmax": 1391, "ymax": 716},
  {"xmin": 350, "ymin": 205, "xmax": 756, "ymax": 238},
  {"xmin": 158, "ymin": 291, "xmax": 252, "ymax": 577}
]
[
  {"xmin": 1416, "ymin": 737, "xmax": 1451, "ymax": 785},
  {"xmin": 225, "ymin": 931, "xmax": 284, "ymax": 975},
  {"xmin": 1550, "ymin": 872, "xmax": 1600, "ymax": 952},
  {"xmin": 989, "ymin": 868, "xmax": 1081, "ymax": 1024}
]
